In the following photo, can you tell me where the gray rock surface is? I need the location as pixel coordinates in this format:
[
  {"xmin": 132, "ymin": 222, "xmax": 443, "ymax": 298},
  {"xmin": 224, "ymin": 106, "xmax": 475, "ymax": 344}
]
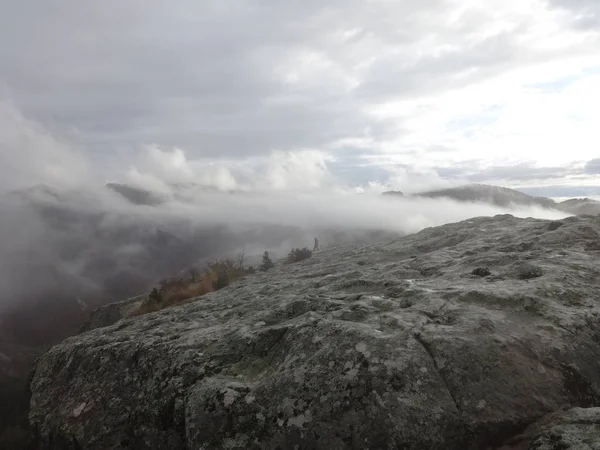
[
  {"xmin": 80, "ymin": 295, "xmax": 145, "ymax": 332},
  {"xmin": 29, "ymin": 214, "xmax": 600, "ymax": 449},
  {"xmin": 499, "ymin": 407, "xmax": 600, "ymax": 449}
]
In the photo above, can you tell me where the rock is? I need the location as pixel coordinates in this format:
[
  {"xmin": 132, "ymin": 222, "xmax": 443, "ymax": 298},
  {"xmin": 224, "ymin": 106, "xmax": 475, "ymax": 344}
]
[
  {"xmin": 472, "ymin": 267, "xmax": 491, "ymax": 277},
  {"xmin": 79, "ymin": 295, "xmax": 145, "ymax": 332},
  {"xmin": 516, "ymin": 263, "xmax": 544, "ymax": 280},
  {"xmin": 585, "ymin": 241, "xmax": 600, "ymax": 252},
  {"xmin": 547, "ymin": 221, "xmax": 564, "ymax": 232},
  {"xmin": 29, "ymin": 214, "xmax": 600, "ymax": 449},
  {"xmin": 499, "ymin": 407, "xmax": 600, "ymax": 449}
]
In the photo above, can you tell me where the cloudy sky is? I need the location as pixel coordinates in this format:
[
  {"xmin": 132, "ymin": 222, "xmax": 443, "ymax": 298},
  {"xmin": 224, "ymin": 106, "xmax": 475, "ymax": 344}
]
[{"xmin": 0, "ymin": 0, "xmax": 599, "ymax": 195}]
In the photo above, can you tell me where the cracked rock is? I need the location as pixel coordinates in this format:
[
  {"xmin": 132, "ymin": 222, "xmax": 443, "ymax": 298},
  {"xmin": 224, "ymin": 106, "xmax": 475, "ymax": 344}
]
[{"xmin": 29, "ymin": 214, "xmax": 600, "ymax": 449}]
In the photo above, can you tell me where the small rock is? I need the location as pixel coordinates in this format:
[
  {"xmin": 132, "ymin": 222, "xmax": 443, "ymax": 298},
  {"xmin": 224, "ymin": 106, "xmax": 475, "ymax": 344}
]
[
  {"xmin": 518, "ymin": 265, "xmax": 544, "ymax": 280},
  {"xmin": 472, "ymin": 267, "xmax": 491, "ymax": 277},
  {"xmin": 585, "ymin": 241, "xmax": 600, "ymax": 251}
]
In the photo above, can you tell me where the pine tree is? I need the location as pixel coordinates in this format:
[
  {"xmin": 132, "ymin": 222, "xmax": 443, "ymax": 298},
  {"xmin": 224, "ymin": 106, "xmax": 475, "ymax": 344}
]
[
  {"xmin": 259, "ymin": 250, "xmax": 275, "ymax": 272},
  {"xmin": 286, "ymin": 247, "xmax": 312, "ymax": 264},
  {"xmin": 148, "ymin": 287, "xmax": 162, "ymax": 305},
  {"xmin": 212, "ymin": 270, "xmax": 229, "ymax": 290}
]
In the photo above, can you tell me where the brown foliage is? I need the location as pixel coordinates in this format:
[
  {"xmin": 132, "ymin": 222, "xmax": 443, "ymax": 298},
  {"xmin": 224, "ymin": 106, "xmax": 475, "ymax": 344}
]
[{"xmin": 131, "ymin": 255, "xmax": 254, "ymax": 316}]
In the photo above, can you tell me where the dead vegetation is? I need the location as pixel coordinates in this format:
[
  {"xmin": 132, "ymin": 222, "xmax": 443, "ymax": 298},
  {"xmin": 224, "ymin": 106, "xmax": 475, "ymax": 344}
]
[
  {"xmin": 132, "ymin": 243, "xmax": 317, "ymax": 316},
  {"xmin": 131, "ymin": 254, "xmax": 255, "ymax": 316}
]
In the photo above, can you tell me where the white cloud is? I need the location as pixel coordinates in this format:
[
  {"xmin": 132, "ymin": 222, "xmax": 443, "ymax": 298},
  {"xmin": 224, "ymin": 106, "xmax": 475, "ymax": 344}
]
[
  {"xmin": 124, "ymin": 167, "xmax": 172, "ymax": 195},
  {"xmin": 124, "ymin": 146, "xmax": 339, "ymax": 193},
  {"xmin": 266, "ymin": 150, "xmax": 334, "ymax": 191},
  {"xmin": 125, "ymin": 145, "xmax": 239, "ymax": 192},
  {"xmin": 0, "ymin": 0, "xmax": 598, "ymax": 190},
  {"xmin": 370, "ymin": 55, "xmax": 600, "ymax": 169},
  {"xmin": 0, "ymin": 100, "xmax": 89, "ymax": 192},
  {"xmin": 385, "ymin": 167, "xmax": 462, "ymax": 194}
]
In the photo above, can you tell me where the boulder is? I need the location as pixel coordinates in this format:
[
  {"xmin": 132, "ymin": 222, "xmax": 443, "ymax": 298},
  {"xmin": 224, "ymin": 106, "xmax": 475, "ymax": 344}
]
[
  {"xmin": 29, "ymin": 214, "xmax": 600, "ymax": 449},
  {"xmin": 79, "ymin": 295, "xmax": 145, "ymax": 332},
  {"xmin": 499, "ymin": 407, "xmax": 600, "ymax": 449}
]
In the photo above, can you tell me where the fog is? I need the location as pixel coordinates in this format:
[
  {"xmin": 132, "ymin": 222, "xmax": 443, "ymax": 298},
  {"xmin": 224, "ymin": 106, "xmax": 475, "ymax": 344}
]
[
  {"xmin": 0, "ymin": 180, "xmax": 566, "ymax": 318},
  {"xmin": 0, "ymin": 98, "xmax": 569, "ymax": 346}
]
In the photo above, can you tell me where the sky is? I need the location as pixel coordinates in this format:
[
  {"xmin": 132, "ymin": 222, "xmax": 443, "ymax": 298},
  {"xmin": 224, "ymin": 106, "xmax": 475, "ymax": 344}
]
[{"xmin": 0, "ymin": 0, "xmax": 599, "ymax": 196}]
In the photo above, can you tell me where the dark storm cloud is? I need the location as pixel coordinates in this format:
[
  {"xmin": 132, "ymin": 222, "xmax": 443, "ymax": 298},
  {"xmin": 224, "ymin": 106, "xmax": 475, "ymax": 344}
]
[{"xmin": 0, "ymin": 0, "xmax": 382, "ymax": 159}]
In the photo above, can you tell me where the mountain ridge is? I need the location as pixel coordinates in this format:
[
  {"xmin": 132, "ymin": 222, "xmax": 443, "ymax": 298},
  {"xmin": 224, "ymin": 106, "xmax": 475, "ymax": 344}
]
[{"xmin": 382, "ymin": 183, "xmax": 600, "ymax": 216}]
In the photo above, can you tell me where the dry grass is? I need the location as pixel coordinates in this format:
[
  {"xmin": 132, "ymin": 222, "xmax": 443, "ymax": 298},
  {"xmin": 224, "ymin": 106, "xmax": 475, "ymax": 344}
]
[
  {"xmin": 131, "ymin": 281, "xmax": 211, "ymax": 316},
  {"xmin": 131, "ymin": 257, "xmax": 254, "ymax": 316},
  {"xmin": 131, "ymin": 245, "xmax": 314, "ymax": 316}
]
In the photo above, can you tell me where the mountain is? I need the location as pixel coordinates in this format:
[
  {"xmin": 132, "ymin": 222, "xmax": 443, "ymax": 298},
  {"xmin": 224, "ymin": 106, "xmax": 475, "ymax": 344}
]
[
  {"xmin": 29, "ymin": 214, "xmax": 600, "ymax": 449},
  {"xmin": 415, "ymin": 184, "xmax": 556, "ymax": 208},
  {"xmin": 106, "ymin": 183, "xmax": 167, "ymax": 206},
  {"xmin": 383, "ymin": 183, "xmax": 600, "ymax": 216},
  {"xmin": 107, "ymin": 181, "xmax": 600, "ymax": 219},
  {"xmin": 559, "ymin": 197, "xmax": 600, "ymax": 216}
]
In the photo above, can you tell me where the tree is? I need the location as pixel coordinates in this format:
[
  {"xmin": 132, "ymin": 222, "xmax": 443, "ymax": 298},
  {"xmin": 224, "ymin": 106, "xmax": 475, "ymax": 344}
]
[
  {"xmin": 236, "ymin": 252, "xmax": 246, "ymax": 271},
  {"xmin": 286, "ymin": 247, "xmax": 312, "ymax": 264},
  {"xmin": 212, "ymin": 270, "xmax": 230, "ymax": 290},
  {"xmin": 259, "ymin": 251, "xmax": 275, "ymax": 272},
  {"xmin": 148, "ymin": 287, "xmax": 162, "ymax": 305}
]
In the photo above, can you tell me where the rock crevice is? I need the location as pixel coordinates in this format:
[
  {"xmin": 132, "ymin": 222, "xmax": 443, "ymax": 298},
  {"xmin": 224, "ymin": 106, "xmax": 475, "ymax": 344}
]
[{"xmin": 413, "ymin": 331, "xmax": 461, "ymax": 414}]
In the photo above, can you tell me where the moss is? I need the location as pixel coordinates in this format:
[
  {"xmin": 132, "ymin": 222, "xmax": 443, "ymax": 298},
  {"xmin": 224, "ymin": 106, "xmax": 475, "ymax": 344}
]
[{"xmin": 229, "ymin": 354, "xmax": 277, "ymax": 379}]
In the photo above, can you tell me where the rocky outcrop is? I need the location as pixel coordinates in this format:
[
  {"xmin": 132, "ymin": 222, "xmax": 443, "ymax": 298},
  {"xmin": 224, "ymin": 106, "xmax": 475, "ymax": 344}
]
[
  {"xmin": 499, "ymin": 407, "xmax": 600, "ymax": 449},
  {"xmin": 29, "ymin": 214, "xmax": 600, "ymax": 449},
  {"xmin": 80, "ymin": 295, "xmax": 145, "ymax": 332}
]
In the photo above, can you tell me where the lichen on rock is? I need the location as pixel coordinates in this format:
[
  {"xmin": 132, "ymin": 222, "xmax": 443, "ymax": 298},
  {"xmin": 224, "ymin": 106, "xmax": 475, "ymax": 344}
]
[{"xmin": 28, "ymin": 214, "xmax": 600, "ymax": 449}]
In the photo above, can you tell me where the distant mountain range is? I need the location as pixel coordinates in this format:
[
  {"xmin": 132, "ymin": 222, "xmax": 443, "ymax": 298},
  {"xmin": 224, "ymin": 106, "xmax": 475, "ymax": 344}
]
[
  {"xmin": 382, "ymin": 183, "xmax": 600, "ymax": 216},
  {"xmin": 104, "ymin": 181, "xmax": 600, "ymax": 216}
]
